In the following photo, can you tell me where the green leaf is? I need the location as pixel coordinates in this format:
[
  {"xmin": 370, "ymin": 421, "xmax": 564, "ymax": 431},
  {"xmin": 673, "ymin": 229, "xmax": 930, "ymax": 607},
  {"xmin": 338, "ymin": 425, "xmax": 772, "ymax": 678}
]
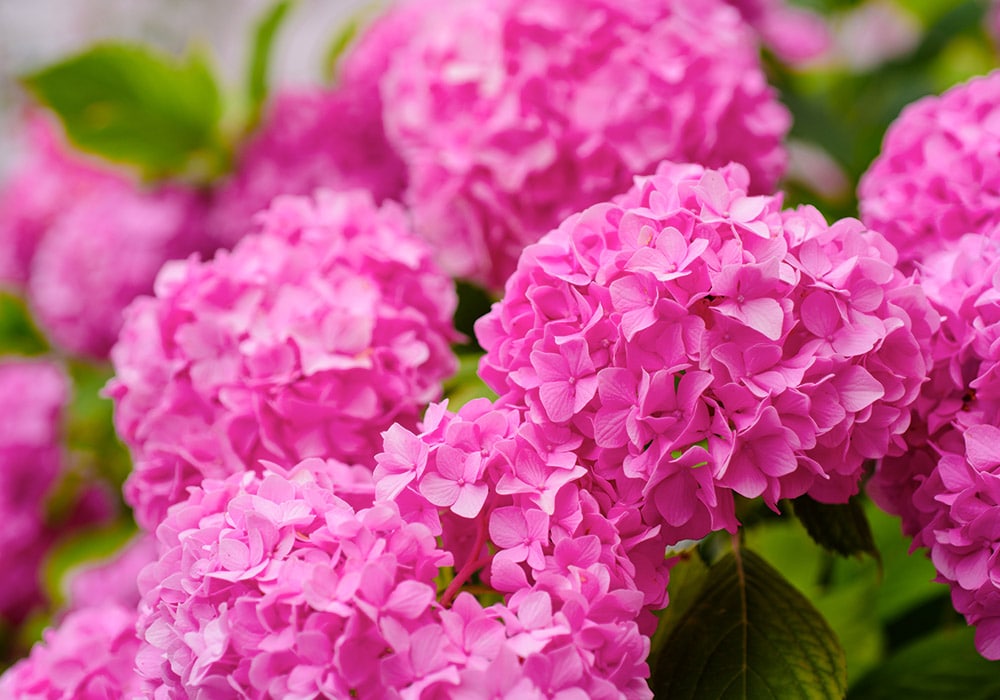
[
  {"xmin": 652, "ymin": 548, "xmax": 847, "ymax": 699},
  {"xmin": 650, "ymin": 549, "xmax": 711, "ymax": 667},
  {"xmin": 22, "ymin": 42, "xmax": 224, "ymax": 180},
  {"xmin": 849, "ymin": 627, "xmax": 1000, "ymax": 700},
  {"xmin": 246, "ymin": 0, "xmax": 295, "ymax": 128},
  {"xmin": 443, "ymin": 353, "xmax": 497, "ymax": 410},
  {"xmin": 42, "ymin": 519, "xmax": 137, "ymax": 609},
  {"xmin": 323, "ymin": 13, "xmax": 363, "ymax": 83},
  {"xmin": 793, "ymin": 494, "xmax": 880, "ymax": 561},
  {"xmin": 0, "ymin": 292, "xmax": 48, "ymax": 355}
]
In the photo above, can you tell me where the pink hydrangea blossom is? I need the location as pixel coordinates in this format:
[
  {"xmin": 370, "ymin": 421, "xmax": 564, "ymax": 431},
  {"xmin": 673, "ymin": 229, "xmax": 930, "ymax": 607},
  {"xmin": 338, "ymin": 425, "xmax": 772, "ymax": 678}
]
[
  {"xmin": 207, "ymin": 83, "xmax": 405, "ymax": 249},
  {"xmin": 64, "ymin": 533, "xmax": 158, "ymax": 612},
  {"xmin": 0, "ymin": 116, "xmax": 120, "ymax": 289},
  {"xmin": 0, "ymin": 116, "xmax": 212, "ymax": 358},
  {"xmin": 725, "ymin": 0, "xmax": 831, "ymax": 65},
  {"xmin": 107, "ymin": 190, "xmax": 458, "ymax": 529},
  {"xmin": 0, "ymin": 604, "xmax": 146, "ymax": 699},
  {"xmin": 377, "ymin": 0, "xmax": 790, "ymax": 289},
  {"xmin": 859, "ymin": 71, "xmax": 1000, "ymax": 268},
  {"xmin": 870, "ymin": 236, "xmax": 1000, "ymax": 659},
  {"xmin": 0, "ymin": 359, "xmax": 113, "ymax": 623},
  {"xmin": 476, "ymin": 160, "xmax": 933, "ymax": 533}
]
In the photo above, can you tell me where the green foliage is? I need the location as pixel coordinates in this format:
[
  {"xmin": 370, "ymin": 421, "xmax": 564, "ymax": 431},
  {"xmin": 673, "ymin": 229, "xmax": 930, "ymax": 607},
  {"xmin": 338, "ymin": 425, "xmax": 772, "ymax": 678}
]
[
  {"xmin": 0, "ymin": 293, "xmax": 48, "ymax": 356},
  {"xmin": 42, "ymin": 520, "xmax": 137, "ymax": 610},
  {"xmin": 443, "ymin": 352, "xmax": 497, "ymax": 410},
  {"xmin": 22, "ymin": 42, "xmax": 225, "ymax": 181},
  {"xmin": 246, "ymin": 0, "xmax": 296, "ymax": 129},
  {"xmin": 652, "ymin": 547, "xmax": 847, "ymax": 699},
  {"xmin": 849, "ymin": 627, "xmax": 1000, "ymax": 699},
  {"xmin": 323, "ymin": 12, "xmax": 363, "ymax": 82},
  {"xmin": 793, "ymin": 494, "xmax": 879, "ymax": 560}
]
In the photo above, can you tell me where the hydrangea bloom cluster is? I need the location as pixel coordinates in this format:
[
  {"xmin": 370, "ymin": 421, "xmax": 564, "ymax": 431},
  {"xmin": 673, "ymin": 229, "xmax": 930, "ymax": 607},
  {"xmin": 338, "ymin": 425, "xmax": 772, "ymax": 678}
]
[
  {"xmin": 0, "ymin": 359, "xmax": 72, "ymax": 622},
  {"xmin": 208, "ymin": 84, "xmax": 406, "ymax": 249},
  {"xmin": 138, "ymin": 456, "xmax": 652, "ymax": 698},
  {"xmin": 0, "ymin": 117, "xmax": 211, "ymax": 358},
  {"xmin": 859, "ymin": 71, "xmax": 1000, "ymax": 268},
  {"xmin": 375, "ymin": 0, "xmax": 791, "ymax": 289},
  {"xmin": 476, "ymin": 160, "xmax": 934, "ymax": 536},
  {"xmin": 870, "ymin": 234, "xmax": 1000, "ymax": 659},
  {"xmin": 0, "ymin": 604, "xmax": 145, "ymax": 699},
  {"xmin": 107, "ymin": 189, "xmax": 458, "ymax": 529}
]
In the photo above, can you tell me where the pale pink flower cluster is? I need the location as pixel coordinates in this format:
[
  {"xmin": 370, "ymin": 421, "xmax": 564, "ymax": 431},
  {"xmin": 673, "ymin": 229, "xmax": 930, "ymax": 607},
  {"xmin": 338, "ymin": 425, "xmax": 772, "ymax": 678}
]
[
  {"xmin": 870, "ymin": 234, "xmax": 1000, "ymax": 659},
  {"xmin": 374, "ymin": 0, "xmax": 790, "ymax": 289},
  {"xmin": 0, "ymin": 117, "xmax": 210, "ymax": 358},
  {"xmin": 138, "ymin": 456, "xmax": 651, "ymax": 698},
  {"xmin": 0, "ymin": 359, "xmax": 71, "ymax": 622},
  {"xmin": 859, "ymin": 71, "xmax": 1000, "ymax": 268},
  {"xmin": 107, "ymin": 190, "xmax": 458, "ymax": 529},
  {"xmin": 208, "ymin": 85, "xmax": 405, "ymax": 249},
  {"xmin": 477, "ymin": 160, "xmax": 933, "ymax": 535},
  {"xmin": 0, "ymin": 604, "xmax": 145, "ymax": 699},
  {"xmin": 725, "ymin": 0, "xmax": 831, "ymax": 65}
]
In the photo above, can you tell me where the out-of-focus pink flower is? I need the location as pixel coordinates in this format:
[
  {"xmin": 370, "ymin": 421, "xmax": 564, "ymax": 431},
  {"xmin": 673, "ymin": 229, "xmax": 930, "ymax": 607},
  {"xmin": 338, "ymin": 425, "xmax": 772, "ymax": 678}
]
[
  {"xmin": 0, "ymin": 359, "xmax": 102, "ymax": 624},
  {"xmin": 0, "ymin": 116, "xmax": 212, "ymax": 359},
  {"xmin": 208, "ymin": 84, "xmax": 406, "ymax": 249},
  {"xmin": 375, "ymin": 0, "xmax": 790, "ymax": 289},
  {"xmin": 830, "ymin": 0, "xmax": 920, "ymax": 72},
  {"xmin": 0, "ymin": 604, "xmax": 145, "ymax": 698},
  {"xmin": 726, "ymin": 0, "xmax": 832, "ymax": 65},
  {"xmin": 859, "ymin": 71, "xmax": 1000, "ymax": 269},
  {"xmin": 108, "ymin": 189, "xmax": 458, "ymax": 529},
  {"xmin": 64, "ymin": 533, "xmax": 157, "ymax": 612}
]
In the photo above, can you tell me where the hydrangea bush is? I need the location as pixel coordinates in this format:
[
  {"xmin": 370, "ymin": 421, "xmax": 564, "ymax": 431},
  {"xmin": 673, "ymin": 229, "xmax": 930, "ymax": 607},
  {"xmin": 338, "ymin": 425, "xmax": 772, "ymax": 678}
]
[{"xmin": 2, "ymin": 0, "xmax": 1000, "ymax": 696}]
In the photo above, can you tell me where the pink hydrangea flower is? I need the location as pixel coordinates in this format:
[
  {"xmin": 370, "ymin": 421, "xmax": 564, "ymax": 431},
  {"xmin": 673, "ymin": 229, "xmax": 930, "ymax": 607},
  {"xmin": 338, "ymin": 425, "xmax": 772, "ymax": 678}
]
[
  {"xmin": 0, "ymin": 359, "xmax": 112, "ymax": 623},
  {"xmin": 0, "ymin": 115, "xmax": 120, "ymax": 289},
  {"xmin": 64, "ymin": 533, "xmax": 157, "ymax": 612},
  {"xmin": 725, "ymin": 0, "xmax": 831, "ymax": 65},
  {"xmin": 859, "ymin": 71, "xmax": 1000, "ymax": 268},
  {"xmin": 207, "ymin": 83, "xmax": 405, "ymax": 249},
  {"xmin": 0, "ymin": 116, "xmax": 211, "ymax": 358},
  {"xmin": 107, "ymin": 190, "xmax": 458, "ymax": 529},
  {"xmin": 0, "ymin": 604, "xmax": 146, "ymax": 699},
  {"xmin": 871, "ymin": 236, "xmax": 1000, "ymax": 660},
  {"xmin": 376, "ymin": 0, "xmax": 790, "ymax": 289},
  {"xmin": 477, "ymin": 160, "xmax": 933, "ymax": 531}
]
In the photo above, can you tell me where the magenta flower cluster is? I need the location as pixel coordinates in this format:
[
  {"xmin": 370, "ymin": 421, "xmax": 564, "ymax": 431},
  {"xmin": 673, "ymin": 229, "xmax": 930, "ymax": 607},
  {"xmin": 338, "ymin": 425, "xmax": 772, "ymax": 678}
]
[
  {"xmin": 208, "ymin": 83, "xmax": 406, "ymax": 249},
  {"xmin": 0, "ymin": 118, "xmax": 210, "ymax": 358},
  {"xmin": 859, "ymin": 70, "xmax": 1000, "ymax": 269},
  {"xmin": 373, "ymin": 0, "xmax": 790, "ymax": 289},
  {"xmin": 870, "ymin": 233, "xmax": 1000, "ymax": 659},
  {"xmin": 477, "ymin": 160, "xmax": 933, "ymax": 535},
  {"xmin": 137, "ymin": 453, "xmax": 652, "ymax": 698},
  {"xmin": 0, "ymin": 604, "xmax": 145, "ymax": 699},
  {"xmin": 107, "ymin": 189, "xmax": 458, "ymax": 529}
]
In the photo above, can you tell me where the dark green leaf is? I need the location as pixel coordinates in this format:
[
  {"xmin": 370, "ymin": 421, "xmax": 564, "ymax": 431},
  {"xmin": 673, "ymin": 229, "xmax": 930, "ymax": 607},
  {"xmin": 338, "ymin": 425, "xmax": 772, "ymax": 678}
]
[
  {"xmin": 793, "ymin": 494, "xmax": 880, "ymax": 560},
  {"xmin": 849, "ymin": 627, "xmax": 1000, "ymax": 700},
  {"xmin": 652, "ymin": 548, "xmax": 847, "ymax": 699},
  {"xmin": 22, "ymin": 42, "xmax": 224, "ymax": 180},
  {"xmin": 246, "ymin": 0, "xmax": 295, "ymax": 128},
  {"xmin": 650, "ymin": 549, "xmax": 711, "ymax": 668}
]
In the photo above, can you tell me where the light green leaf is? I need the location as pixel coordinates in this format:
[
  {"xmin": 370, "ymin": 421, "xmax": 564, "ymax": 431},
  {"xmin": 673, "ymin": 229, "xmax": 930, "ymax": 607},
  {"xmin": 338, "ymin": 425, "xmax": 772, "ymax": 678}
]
[
  {"xmin": 652, "ymin": 548, "xmax": 847, "ymax": 699},
  {"xmin": 246, "ymin": 0, "xmax": 295, "ymax": 128},
  {"xmin": 793, "ymin": 494, "xmax": 880, "ymax": 561},
  {"xmin": 849, "ymin": 627, "xmax": 1000, "ymax": 699},
  {"xmin": 443, "ymin": 353, "xmax": 497, "ymax": 410},
  {"xmin": 324, "ymin": 13, "xmax": 363, "ymax": 82},
  {"xmin": 22, "ymin": 42, "xmax": 224, "ymax": 180},
  {"xmin": 42, "ymin": 520, "xmax": 137, "ymax": 609}
]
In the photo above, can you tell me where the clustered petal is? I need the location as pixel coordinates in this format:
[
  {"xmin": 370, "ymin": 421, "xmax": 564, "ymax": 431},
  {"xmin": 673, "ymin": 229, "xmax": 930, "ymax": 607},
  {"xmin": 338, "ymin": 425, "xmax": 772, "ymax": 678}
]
[
  {"xmin": 107, "ymin": 190, "xmax": 458, "ymax": 529},
  {"xmin": 859, "ymin": 70, "xmax": 1000, "ymax": 269},
  {"xmin": 477, "ymin": 160, "xmax": 932, "ymax": 541},
  {"xmin": 0, "ymin": 604, "xmax": 146, "ymax": 699},
  {"xmin": 374, "ymin": 0, "xmax": 790, "ymax": 289}
]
